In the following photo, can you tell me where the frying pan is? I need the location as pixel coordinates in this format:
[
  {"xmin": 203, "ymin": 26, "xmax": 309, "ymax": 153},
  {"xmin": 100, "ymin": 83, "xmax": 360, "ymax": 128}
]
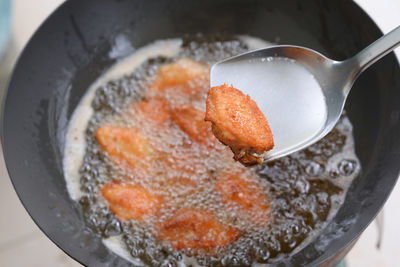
[{"xmin": 2, "ymin": 0, "xmax": 400, "ymax": 266}]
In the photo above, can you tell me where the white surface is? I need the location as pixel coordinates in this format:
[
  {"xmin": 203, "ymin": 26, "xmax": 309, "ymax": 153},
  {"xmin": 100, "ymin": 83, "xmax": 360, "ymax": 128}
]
[
  {"xmin": 11, "ymin": 0, "xmax": 64, "ymax": 51},
  {"xmin": 0, "ymin": 0, "xmax": 399, "ymax": 266}
]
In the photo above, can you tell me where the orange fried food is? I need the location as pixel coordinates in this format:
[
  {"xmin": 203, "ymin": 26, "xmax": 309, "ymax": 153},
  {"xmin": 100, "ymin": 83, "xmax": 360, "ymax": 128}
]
[
  {"xmin": 170, "ymin": 104, "xmax": 215, "ymax": 145},
  {"xmin": 149, "ymin": 58, "xmax": 209, "ymax": 102},
  {"xmin": 101, "ymin": 182, "xmax": 162, "ymax": 222},
  {"xmin": 205, "ymin": 84, "xmax": 274, "ymax": 166},
  {"xmin": 134, "ymin": 99, "xmax": 169, "ymax": 125},
  {"xmin": 96, "ymin": 126, "xmax": 153, "ymax": 171},
  {"xmin": 158, "ymin": 209, "xmax": 240, "ymax": 250},
  {"xmin": 151, "ymin": 58, "xmax": 209, "ymax": 89},
  {"xmin": 216, "ymin": 171, "xmax": 270, "ymax": 226}
]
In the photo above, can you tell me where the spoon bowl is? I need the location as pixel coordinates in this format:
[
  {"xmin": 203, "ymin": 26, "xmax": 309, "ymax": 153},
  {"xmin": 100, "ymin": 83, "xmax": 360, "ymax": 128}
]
[{"xmin": 211, "ymin": 26, "xmax": 400, "ymax": 161}]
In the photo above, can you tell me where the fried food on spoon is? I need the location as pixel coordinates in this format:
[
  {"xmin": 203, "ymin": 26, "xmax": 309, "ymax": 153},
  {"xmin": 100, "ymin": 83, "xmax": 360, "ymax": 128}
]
[
  {"xmin": 215, "ymin": 170, "xmax": 271, "ymax": 226},
  {"xmin": 96, "ymin": 126, "xmax": 153, "ymax": 172},
  {"xmin": 101, "ymin": 182, "xmax": 162, "ymax": 222},
  {"xmin": 158, "ymin": 209, "xmax": 240, "ymax": 250},
  {"xmin": 205, "ymin": 84, "xmax": 274, "ymax": 166}
]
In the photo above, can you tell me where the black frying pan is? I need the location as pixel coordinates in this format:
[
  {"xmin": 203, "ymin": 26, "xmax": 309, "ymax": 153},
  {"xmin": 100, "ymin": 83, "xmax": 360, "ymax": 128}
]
[{"xmin": 2, "ymin": 0, "xmax": 400, "ymax": 266}]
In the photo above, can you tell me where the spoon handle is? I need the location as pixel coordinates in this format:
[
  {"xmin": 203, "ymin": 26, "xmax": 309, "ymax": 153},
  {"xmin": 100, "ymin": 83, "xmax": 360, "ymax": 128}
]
[{"xmin": 353, "ymin": 25, "xmax": 400, "ymax": 74}]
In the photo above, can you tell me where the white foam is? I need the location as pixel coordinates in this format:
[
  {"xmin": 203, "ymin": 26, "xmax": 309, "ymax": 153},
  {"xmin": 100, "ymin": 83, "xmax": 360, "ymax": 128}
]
[{"xmin": 103, "ymin": 236, "xmax": 145, "ymax": 266}]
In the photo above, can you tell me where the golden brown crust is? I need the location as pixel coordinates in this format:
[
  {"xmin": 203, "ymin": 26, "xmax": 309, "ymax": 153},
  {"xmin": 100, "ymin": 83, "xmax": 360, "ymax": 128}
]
[
  {"xmin": 205, "ymin": 84, "xmax": 274, "ymax": 166},
  {"xmin": 101, "ymin": 182, "xmax": 162, "ymax": 222},
  {"xmin": 149, "ymin": 58, "xmax": 209, "ymax": 102},
  {"xmin": 215, "ymin": 170, "xmax": 271, "ymax": 226},
  {"xmin": 134, "ymin": 99, "xmax": 169, "ymax": 125},
  {"xmin": 95, "ymin": 126, "xmax": 153, "ymax": 171},
  {"xmin": 170, "ymin": 104, "xmax": 216, "ymax": 145},
  {"xmin": 158, "ymin": 209, "xmax": 240, "ymax": 250}
]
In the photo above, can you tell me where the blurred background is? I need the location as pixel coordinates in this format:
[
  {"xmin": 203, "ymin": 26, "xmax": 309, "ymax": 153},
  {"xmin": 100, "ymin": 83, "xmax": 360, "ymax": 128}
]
[{"xmin": 0, "ymin": 0, "xmax": 399, "ymax": 266}]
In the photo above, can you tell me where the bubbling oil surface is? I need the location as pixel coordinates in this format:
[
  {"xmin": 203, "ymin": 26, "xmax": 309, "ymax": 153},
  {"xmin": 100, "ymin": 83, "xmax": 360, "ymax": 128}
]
[{"xmin": 64, "ymin": 36, "xmax": 360, "ymax": 266}]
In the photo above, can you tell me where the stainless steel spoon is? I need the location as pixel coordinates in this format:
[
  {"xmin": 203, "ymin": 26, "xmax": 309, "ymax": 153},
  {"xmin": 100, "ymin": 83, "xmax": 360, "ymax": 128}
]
[{"xmin": 210, "ymin": 26, "xmax": 400, "ymax": 162}]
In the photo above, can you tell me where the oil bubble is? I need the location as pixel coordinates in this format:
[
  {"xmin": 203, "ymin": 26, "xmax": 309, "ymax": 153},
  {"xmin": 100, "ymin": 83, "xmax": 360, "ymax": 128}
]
[
  {"xmin": 338, "ymin": 159, "xmax": 357, "ymax": 176},
  {"xmin": 305, "ymin": 161, "xmax": 324, "ymax": 177}
]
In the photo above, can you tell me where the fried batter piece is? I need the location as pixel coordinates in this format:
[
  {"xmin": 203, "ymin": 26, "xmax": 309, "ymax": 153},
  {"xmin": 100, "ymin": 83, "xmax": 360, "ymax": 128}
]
[
  {"xmin": 101, "ymin": 182, "xmax": 162, "ymax": 222},
  {"xmin": 96, "ymin": 126, "xmax": 153, "ymax": 172},
  {"xmin": 158, "ymin": 209, "xmax": 240, "ymax": 250},
  {"xmin": 134, "ymin": 99, "xmax": 169, "ymax": 125},
  {"xmin": 205, "ymin": 84, "xmax": 274, "ymax": 166},
  {"xmin": 149, "ymin": 58, "xmax": 209, "ymax": 102},
  {"xmin": 171, "ymin": 104, "xmax": 216, "ymax": 145},
  {"xmin": 216, "ymin": 171, "xmax": 271, "ymax": 226}
]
